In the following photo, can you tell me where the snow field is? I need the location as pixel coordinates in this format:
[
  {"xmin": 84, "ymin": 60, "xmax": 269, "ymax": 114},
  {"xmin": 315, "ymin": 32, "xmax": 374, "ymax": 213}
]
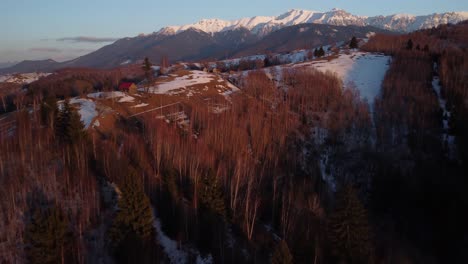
[
  {"xmin": 299, "ymin": 51, "xmax": 391, "ymax": 106},
  {"xmin": 60, "ymin": 98, "xmax": 98, "ymax": 129},
  {"xmin": 145, "ymin": 70, "xmax": 239, "ymax": 96}
]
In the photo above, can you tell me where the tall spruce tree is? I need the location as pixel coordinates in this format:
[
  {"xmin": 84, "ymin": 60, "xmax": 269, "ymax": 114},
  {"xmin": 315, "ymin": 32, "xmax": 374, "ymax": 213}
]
[
  {"xmin": 142, "ymin": 57, "xmax": 153, "ymax": 93},
  {"xmin": 350, "ymin": 36, "xmax": 359, "ymax": 49},
  {"xmin": 319, "ymin": 46, "xmax": 325, "ymax": 57},
  {"xmin": 143, "ymin": 57, "xmax": 153, "ymax": 85},
  {"xmin": 328, "ymin": 185, "xmax": 373, "ymax": 263},
  {"xmin": 108, "ymin": 173, "xmax": 155, "ymax": 250},
  {"xmin": 67, "ymin": 105, "xmax": 85, "ymax": 143},
  {"xmin": 199, "ymin": 170, "xmax": 226, "ymax": 218},
  {"xmin": 406, "ymin": 39, "xmax": 414, "ymax": 50},
  {"xmin": 313, "ymin": 48, "xmax": 318, "ymax": 58},
  {"xmin": 55, "ymin": 100, "xmax": 85, "ymax": 144},
  {"xmin": 24, "ymin": 206, "xmax": 70, "ymax": 264},
  {"xmin": 271, "ymin": 240, "xmax": 293, "ymax": 264},
  {"xmin": 55, "ymin": 101, "xmax": 70, "ymax": 142}
]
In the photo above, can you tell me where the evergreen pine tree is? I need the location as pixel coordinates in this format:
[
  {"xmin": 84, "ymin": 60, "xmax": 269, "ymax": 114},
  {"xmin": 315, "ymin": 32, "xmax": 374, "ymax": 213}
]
[
  {"xmin": 143, "ymin": 57, "xmax": 152, "ymax": 73},
  {"xmin": 108, "ymin": 173, "xmax": 155, "ymax": 249},
  {"xmin": 55, "ymin": 100, "xmax": 85, "ymax": 144},
  {"xmin": 142, "ymin": 57, "xmax": 153, "ymax": 80},
  {"xmin": 349, "ymin": 36, "xmax": 359, "ymax": 49},
  {"xmin": 24, "ymin": 206, "xmax": 70, "ymax": 264},
  {"xmin": 142, "ymin": 57, "xmax": 153, "ymax": 92},
  {"xmin": 314, "ymin": 48, "xmax": 319, "ymax": 58},
  {"xmin": 165, "ymin": 169, "xmax": 181, "ymax": 202},
  {"xmin": 55, "ymin": 100, "xmax": 71, "ymax": 142},
  {"xmin": 406, "ymin": 39, "xmax": 414, "ymax": 50},
  {"xmin": 67, "ymin": 105, "xmax": 85, "ymax": 143},
  {"xmin": 319, "ymin": 46, "xmax": 325, "ymax": 57},
  {"xmin": 198, "ymin": 170, "xmax": 226, "ymax": 218},
  {"xmin": 328, "ymin": 185, "xmax": 373, "ymax": 263},
  {"xmin": 271, "ymin": 240, "xmax": 293, "ymax": 264}
]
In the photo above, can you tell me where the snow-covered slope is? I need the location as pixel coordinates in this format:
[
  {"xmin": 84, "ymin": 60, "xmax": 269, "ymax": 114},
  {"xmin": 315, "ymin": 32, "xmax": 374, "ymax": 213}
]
[
  {"xmin": 0, "ymin": 72, "xmax": 51, "ymax": 84},
  {"xmin": 295, "ymin": 51, "xmax": 391, "ymax": 106},
  {"xmin": 69, "ymin": 98, "xmax": 98, "ymax": 129},
  {"xmin": 158, "ymin": 8, "xmax": 468, "ymax": 36},
  {"xmin": 145, "ymin": 70, "xmax": 239, "ymax": 98}
]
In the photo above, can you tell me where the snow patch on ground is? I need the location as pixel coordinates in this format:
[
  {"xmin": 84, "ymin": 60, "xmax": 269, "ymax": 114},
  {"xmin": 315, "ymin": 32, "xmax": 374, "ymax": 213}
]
[
  {"xmin": 68, "ymin": 98, "xmax": 98, "ymax": 129},
  {"xmin": 132, "ymin": 103, "xmax": 149, "ymax": 108},
  {"xmin": 120, "ymin": 59, "xmax": 132, "ymax": 65},
  {"xmin": 88, "ymin": 91, "xmax": 127, "ymax": 99},
  {"xmin": 152, "ymin": 209, "xmax": 213, "ymax": 264},
  {"xmin": 196, "ymin": 255, "xmax": 213, "ymax": 264},
  {"xmin": 117, "ymin": 95, "xmax": 135, "ymax": 103},
  {"xmin": 210, "ymin": 104, "xmax": 230, "ymax": 114},
  {"xmin": 278, "ymin": 50, "xmax": 308, "ymax": 64},
  {"xmin": 153, "ymin": 215, "xmax": 188, "ymax": 263},
  {"xmin": 299, "ymin": 51, "xmax": 390, "ymax": 106},
  {"xmin": 146, "ymin": 71, "xmax": 239, "ymax": 97},
  {"xmin": 432, "ymin": 63, "xmax": 456, "ymax": 158},
  {"xmin": 88, "ymin": 91, "xmax": 135, "ymax": 103},
  {"xmin": 153, "ymin": 214, "xmax": 212, "ymax": 264},
  {"xmin": 148, "ymin": 71, "xmax": 215, "ymax": 94},
  {"xmin": 319, "ymin": 148, "xmax": 336, "ymax": 192},
  {"xmin": 219, "ymin": 55, "xmax": 266, "ymax": 68}
]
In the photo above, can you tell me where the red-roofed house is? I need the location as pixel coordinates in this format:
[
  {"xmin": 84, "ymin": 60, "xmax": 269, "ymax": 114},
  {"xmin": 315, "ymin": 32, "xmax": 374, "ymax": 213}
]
[{"xmin": 119, "ymin": 82, "xmax": 137, "ymax": 94}]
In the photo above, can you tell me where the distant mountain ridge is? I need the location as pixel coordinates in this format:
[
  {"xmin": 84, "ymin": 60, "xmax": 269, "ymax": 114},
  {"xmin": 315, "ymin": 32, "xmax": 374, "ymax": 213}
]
[
  {"xmin": 0, "ymin": 61, "xmax": 19, "ymax": 69},
  {"xmin": 1, "ymin": 8, "xmax": 467, "ymax": 75},
  {"xmin": 0, "ymin": 59, "xmax": 61, "ymax": 74},
  {"xmin": 1, "ymin": 24, "xmax": 391, "ymax": 74},
  {"xmin": 158, "ymin": 8, "xmax": 468, "ymax": 35}
]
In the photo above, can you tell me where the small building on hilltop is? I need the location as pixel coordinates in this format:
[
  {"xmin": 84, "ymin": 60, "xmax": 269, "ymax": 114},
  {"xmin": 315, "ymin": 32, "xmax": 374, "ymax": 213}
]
[{"xmin": 118, "ymin": 82, "xmax": 137, "ymax": 94}]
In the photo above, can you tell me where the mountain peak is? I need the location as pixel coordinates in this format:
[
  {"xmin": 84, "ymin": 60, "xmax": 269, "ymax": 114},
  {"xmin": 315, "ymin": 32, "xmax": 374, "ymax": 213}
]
[
  {"xmin": 286, "ymin": 8, "xmax": 310, "ymax": 13},
  {"xmin": 157, "ymin": 8, "xmax": 468, "ymax": 36}
]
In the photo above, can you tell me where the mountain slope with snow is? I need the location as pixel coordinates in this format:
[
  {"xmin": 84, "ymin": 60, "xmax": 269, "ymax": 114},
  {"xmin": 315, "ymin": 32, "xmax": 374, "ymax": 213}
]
[
  {"xmin": 158, "ymin": 8, "xmax": 468, "ymax": 36},
  {"xmin": 296, "ymin": 51, "xmax": 391, "ymax": 106},
  {"xmin": 0, "ymin": 72, "xmax": 52, "ymax": 84}
]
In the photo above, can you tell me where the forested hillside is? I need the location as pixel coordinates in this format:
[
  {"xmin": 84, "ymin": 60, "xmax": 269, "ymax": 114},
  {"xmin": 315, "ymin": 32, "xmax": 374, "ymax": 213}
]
[{"xmin": 1, "ymin": 22, "xmax": 468, "ymax": 264}]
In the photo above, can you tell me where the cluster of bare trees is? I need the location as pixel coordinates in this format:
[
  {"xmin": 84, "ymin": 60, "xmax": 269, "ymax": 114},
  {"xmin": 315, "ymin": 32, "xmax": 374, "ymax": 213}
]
[
  {"xmin": 373, "ymin": 51, "xmax": 440, "ymax": 150},
  {"xmin": 27, "ymin": 65, "xmax": 144, "ymax": 100},
  {"xmin": 0, "ymin": 110, "xmax": 99, "ymax": 262},
  {"xmin": 90, "ymin": 67, "xmax": 369, "ymax": 262},
  {"xmin": 0, "ymin": 63, "xmax": 377, "ymax": 262}
]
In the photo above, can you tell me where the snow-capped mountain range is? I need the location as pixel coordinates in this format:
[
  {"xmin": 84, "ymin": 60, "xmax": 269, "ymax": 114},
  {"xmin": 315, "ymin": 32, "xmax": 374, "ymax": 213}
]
[
  {"xmin": 158, "ymin": 8, "xmax": 468, "ymax": 35},
  {"xmin": 2, "ymin": 8, "xmax": 467, "ymax": 74}
]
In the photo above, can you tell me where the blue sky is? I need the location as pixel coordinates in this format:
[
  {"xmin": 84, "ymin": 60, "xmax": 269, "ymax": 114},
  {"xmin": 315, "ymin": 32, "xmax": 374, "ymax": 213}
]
[{"xmin": 1, "ymin": 0, "xmax": 467, "ymax": 63}]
